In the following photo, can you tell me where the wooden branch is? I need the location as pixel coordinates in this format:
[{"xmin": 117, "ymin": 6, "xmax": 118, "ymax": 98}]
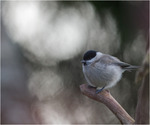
[{"xmin": 80, "ymin": 84, "xmax": 135, "ymax": 124}]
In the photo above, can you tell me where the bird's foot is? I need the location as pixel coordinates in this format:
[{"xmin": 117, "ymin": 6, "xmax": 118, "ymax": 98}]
[{"xmin": 96, "ymin": 86, "xmax": 105, "ymax": 94}]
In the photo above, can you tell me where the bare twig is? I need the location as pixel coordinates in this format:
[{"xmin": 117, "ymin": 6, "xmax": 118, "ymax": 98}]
[{"xmin": 80, "ymin": 84, "xmax": 135, "ymax": 124}]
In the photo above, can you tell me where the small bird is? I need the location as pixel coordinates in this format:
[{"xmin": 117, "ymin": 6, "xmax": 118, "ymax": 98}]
[{"xmin": 81, "ymin": 50, "xmax": 140, "ymax": 94}]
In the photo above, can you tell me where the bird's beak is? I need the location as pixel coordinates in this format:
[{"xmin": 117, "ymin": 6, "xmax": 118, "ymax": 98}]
[{"xmin": 81, "ymin": 60, "xmax": 85, "ymax": 63}]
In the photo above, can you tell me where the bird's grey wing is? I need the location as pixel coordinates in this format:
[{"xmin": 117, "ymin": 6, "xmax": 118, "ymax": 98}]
[
  {"xmin": 91, "ymin": 54, "xmax": 139, "ymax": 70},
  {"xmin": 90, "ymin": 54, "xmax": 120, "ymax": 68},
  {"xmin": 114, "ymin": 62, "xmax": 130, "ymax": 68}
]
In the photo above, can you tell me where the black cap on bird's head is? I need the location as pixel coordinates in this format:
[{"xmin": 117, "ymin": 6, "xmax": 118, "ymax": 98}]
[{"xmin": 83, "ymin": 50, "xmax": 97, "ymax": 61}]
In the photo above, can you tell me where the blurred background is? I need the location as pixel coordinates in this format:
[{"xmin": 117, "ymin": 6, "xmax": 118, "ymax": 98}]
[{"xmin": 1, "ymin": 1, "xmax": 149, "ymax": 124}]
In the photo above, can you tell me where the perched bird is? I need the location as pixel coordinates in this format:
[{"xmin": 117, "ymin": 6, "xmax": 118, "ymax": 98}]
[{"xmin": 81, "ymin": 50, "xmax": 140, "ymax": 94}]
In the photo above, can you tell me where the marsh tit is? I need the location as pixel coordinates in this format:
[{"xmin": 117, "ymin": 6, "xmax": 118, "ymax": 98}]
[{"xmin": 81, "ymin": 50, "xmax": 140, "ymax": 94}]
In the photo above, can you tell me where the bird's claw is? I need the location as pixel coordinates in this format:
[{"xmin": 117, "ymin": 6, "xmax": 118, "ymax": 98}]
[{"xmin": 96, "ymin": 86, "xmax": 105, "ymax": 94}]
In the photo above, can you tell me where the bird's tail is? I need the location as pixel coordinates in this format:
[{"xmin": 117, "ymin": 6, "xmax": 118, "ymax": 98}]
[
  {"xmin": 116, "ymin": 62, "xmax": 141, "ymax": 71},
  {"xmin": 124, "ymin": 65, "xmax": 141, "ymax": 71}
]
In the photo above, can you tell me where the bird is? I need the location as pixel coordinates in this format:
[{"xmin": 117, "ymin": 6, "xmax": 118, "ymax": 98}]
[{"xmin": 81, "ymin": 50, "xmax": 140, "ymax": 94}]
